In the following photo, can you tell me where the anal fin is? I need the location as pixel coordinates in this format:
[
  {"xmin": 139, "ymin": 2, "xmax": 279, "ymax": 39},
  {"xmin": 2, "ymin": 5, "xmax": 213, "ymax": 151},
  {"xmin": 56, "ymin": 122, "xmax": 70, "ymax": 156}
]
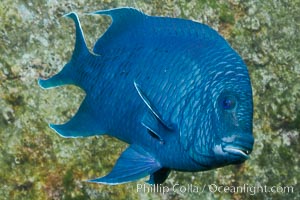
[
  {"xmin": 50, "ymin": 98, "xmax": 106, "ymax": 138},
  {"xmin": 87, "ymin": 145, "xmax": 161, "ymax": 185}
]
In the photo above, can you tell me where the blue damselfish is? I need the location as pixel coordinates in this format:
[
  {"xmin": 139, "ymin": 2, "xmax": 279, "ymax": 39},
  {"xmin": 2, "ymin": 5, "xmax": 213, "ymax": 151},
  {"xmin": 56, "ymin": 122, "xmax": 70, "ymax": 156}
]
[{"xmin": 38, "ymin": 7, "xmax": 254, "ymax": 185}]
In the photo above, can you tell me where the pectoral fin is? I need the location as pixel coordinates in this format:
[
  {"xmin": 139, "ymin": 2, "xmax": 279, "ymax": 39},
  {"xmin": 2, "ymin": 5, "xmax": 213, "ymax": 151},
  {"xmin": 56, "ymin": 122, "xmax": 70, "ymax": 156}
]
[
  {"xmin": 141, "ymin": 111, "xmax": 167, "ymax": 142},
  {"xmin": 134, "ymin": 81, "xmax": 173, "ymax": 130},
  {"xmin": 87, "ymin": 145, "xmax": 161, "ymax": 185}
]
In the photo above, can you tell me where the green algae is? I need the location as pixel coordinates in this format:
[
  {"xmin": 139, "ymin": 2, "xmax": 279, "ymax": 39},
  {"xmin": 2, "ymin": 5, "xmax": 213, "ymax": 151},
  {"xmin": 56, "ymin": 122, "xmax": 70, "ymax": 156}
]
[{"xmin": 0, "ymin": 0, "xmax": 299, "ymax": 199}]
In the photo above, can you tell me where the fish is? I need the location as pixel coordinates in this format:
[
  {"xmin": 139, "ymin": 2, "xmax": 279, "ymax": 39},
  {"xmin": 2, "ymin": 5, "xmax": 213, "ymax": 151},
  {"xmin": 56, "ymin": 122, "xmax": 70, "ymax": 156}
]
[{"xmin": 38, "ymin": 7, "xmax": 254, "ymax": 185}]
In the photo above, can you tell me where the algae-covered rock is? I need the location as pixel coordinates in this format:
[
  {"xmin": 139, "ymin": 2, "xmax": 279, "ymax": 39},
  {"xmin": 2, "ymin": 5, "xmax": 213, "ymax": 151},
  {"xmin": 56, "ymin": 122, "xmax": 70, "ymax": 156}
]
[{"xmin": 0, "ymin": 0, "xmax": 298, "ymax": 199}]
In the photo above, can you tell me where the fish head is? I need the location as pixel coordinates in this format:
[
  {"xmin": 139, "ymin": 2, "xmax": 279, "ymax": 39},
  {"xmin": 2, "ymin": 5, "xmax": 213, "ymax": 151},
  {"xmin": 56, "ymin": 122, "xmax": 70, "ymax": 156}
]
[
  {"xmin": 180, "ymin": 55, "xmax": 254, "ymax": 169},
  {"xmin": 211, "ymin": 87, "xmax": 254, "ymax": 166}
]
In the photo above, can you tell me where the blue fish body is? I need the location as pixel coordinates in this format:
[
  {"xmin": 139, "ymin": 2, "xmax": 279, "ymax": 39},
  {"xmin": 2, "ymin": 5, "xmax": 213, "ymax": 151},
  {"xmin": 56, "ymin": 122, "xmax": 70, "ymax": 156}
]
[{"xmin": 39, "ymin": 8, "xmax": 254, "ymax": 185}]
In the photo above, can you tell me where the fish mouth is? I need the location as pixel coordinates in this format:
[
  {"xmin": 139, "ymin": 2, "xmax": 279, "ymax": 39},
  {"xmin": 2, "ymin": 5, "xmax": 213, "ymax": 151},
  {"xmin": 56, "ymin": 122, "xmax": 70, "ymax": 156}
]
[
  {"xmin": 223, "ymin": 146, "xmax": 250, "ymax": 159},
  {"xmin": 221, "ymin": 134, "xmax": 254, "ymax": 160}
]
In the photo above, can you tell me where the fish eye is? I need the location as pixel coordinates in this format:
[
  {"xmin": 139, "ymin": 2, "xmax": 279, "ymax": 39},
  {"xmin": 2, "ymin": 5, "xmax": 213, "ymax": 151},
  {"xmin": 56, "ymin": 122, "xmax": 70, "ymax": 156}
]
[{"xmin": 221, "ymin": 96, "xmax": 237, "ymax": 110}]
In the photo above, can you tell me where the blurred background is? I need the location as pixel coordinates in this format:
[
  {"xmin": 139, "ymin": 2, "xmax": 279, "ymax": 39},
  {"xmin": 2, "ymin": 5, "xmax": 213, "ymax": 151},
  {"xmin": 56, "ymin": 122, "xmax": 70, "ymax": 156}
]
[{"xmin": 0, "ymin": 0, "xmax": 299, "ymax": 199}]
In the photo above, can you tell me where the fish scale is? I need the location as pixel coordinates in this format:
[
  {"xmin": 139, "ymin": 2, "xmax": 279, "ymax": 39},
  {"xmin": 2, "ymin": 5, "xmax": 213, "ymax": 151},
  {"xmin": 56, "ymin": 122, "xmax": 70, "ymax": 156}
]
[{"xmin": 38, "ymin": 7, "xmax": 254, "ymax": 185}]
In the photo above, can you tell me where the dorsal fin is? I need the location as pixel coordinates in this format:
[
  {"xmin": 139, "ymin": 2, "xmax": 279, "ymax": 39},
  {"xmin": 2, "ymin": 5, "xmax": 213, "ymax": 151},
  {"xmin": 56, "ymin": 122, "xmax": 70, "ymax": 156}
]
[
  {"xmin": 90, "ymin": 7, "xmax": 145, "ymax": 53},
  {"xmin": 38, "ymin": 12, "xmax": 90, "ymax": 89},
  {"xmin": 63, "ymin": 12, "xmax": 89, "ymax": 58},
  {"xmin": 90, "ymin": 7, "xmax": 225, "ymax": 55}
]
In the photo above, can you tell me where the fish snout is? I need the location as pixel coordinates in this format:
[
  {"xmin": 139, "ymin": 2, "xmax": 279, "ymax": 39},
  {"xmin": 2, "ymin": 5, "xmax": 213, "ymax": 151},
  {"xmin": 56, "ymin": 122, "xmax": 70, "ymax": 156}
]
[{"xmin": 221, "ymin": 134, "xmax": 254, "ymax": 159}]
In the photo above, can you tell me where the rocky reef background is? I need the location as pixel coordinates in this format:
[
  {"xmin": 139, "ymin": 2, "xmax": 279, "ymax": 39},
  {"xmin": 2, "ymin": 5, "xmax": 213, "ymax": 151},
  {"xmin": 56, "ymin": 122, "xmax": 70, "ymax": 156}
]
[{"xmin": 0, "ymin": 0, "xmax": 299, "ymax": 199}]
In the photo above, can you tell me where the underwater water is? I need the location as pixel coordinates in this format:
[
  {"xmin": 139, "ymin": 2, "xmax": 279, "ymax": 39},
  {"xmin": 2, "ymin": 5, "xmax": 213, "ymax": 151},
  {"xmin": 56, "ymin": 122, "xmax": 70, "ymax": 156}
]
[{"xmin": 0, "ymin": 0, "xmax": 299, "ymax": 199}]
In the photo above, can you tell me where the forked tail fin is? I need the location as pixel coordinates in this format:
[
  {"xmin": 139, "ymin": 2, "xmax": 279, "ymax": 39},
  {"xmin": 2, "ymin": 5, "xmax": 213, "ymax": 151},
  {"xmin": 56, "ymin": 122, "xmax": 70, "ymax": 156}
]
[{"xmin": 38, "ymin": 12, "xmax": 90, "ymax": 89}]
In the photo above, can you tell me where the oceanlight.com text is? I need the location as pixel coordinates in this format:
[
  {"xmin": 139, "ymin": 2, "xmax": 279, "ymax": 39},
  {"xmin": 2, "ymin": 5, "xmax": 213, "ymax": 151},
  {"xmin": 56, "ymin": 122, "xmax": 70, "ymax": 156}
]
[{"xmin": 136, "ymin": 183, "xmax": 294, "ymax": 195}]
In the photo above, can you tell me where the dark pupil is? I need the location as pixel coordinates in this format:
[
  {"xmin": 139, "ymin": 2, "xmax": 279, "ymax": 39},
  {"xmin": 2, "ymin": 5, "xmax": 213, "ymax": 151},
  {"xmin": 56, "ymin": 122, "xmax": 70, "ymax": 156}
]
[{"xmin": 223, "ymin": 99, "xmax": 232, "ymax": 109}]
